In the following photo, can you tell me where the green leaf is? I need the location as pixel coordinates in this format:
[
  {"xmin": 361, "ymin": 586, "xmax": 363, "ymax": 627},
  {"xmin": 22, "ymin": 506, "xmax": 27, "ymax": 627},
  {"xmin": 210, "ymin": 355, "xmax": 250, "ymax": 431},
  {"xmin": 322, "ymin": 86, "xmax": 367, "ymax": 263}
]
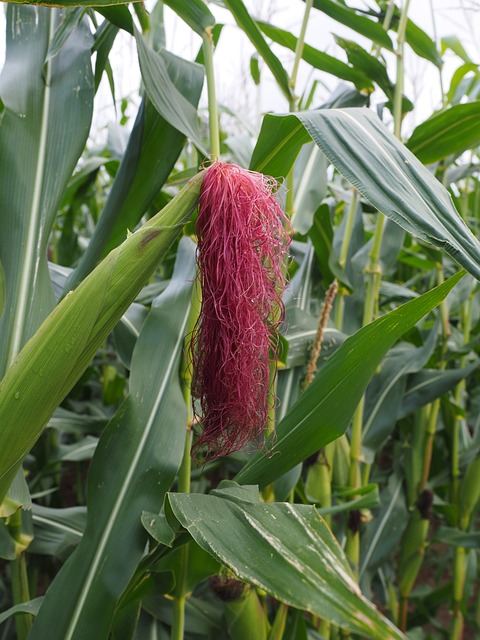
[
  {"xmin": 362, "ymin": 332, "xmax": 438, "ymax": 460},
  {"xmin": 310, "ymin": 0, "xmax": 393, "ymax": 51},
  {"xmin": 67, "ymin": 50, "xmax": 204, "ymax": 289},
  {"xmin": 168, "ymin": 484, "xmax": 404, "ymax": 639},
  {"xmin": 30, "ymin": 239, "xmax": 196, "ymax": 640},
  {"xmin": 291, "ymin": 108, "xmax": 480, "ymax": 281},
  {"xmin": 360, "ymin": 474, "xmax": 408, "ymax": 581},
  {"xmin": 0, "ymin": 172, "xmax": 203, "ymax": 504},
  {"xmin": 404, "ymin": 18, "xmax": 442, "ymax": 67},
  {"xmin": 222, "ymin": 0, "xmax": 293, "ymax": 102},
  {"xmin": 333, "ymin": 35, "xmax": 392, "ymax": 95},
  {"xmin": 161, "ymin": 0, "xmax": 215, "ymax": 37},
  {"xmin": 95, "ymin": 5, "xmax": 133, "ymax": 35},
  {"xmin": 433, "ymin": 526, "xmax": 480, "ymax": 549},
  {"xmin": 29, "ymin": 505, "xmax": 86, "ymax": 560},
  {"xmin": 441, "ymin": 35, "xmax": 472, "ymax": 64},
  {"xmin": 0, "ymin": 598, "xmax": 43, "ymax": 624},
  {"xmin": 446, "ymin": 63, "xmax": 479, "ymax": 105},
  {"xmin": 399, "ymin": 360, "xmax": 480, "ymax": 419},
  {"xmin": 135, "ymin": 28, "xmax": 206, "ymax": 154},
  {"xmin": 406, "ymin": 102, "xmax": 480, "ymax": 164},
  {"xmin": 257, "ymin": 21, "xmax": 374, "ymax": 91},
  {"xmin": 0, "ymin": 5, "xmax": 93, "ymax": 375},
  {"xmin": 8, "ymin": 0, "xmax": 131, "ymax": 4},
  {"xmin": 293, "ymin": 143, "xmax": 328, "ymax": 234},
  {"xmin": 235, "ymin": 272, "xmax": 464, "ymax": 487},
  {"xmin": 250, "ymin": 53, "xmax": 261, "ymax": 85}
]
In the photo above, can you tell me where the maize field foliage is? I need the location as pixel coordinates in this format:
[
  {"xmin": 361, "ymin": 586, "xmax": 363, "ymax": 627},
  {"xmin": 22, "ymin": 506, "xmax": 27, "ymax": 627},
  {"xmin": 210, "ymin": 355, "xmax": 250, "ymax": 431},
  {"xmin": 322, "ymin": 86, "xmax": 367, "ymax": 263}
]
[{"xmin": 0, "ymin": 0, "xmax": 479, "ymax": 638}]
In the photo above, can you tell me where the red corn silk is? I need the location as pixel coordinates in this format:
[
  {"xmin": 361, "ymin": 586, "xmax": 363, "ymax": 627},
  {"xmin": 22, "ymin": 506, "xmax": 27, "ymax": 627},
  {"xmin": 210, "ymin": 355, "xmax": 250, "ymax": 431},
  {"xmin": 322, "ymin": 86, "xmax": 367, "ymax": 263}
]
[{"xmin": 191, "ymin": 161, "xmax": 291, "ymax": 460}]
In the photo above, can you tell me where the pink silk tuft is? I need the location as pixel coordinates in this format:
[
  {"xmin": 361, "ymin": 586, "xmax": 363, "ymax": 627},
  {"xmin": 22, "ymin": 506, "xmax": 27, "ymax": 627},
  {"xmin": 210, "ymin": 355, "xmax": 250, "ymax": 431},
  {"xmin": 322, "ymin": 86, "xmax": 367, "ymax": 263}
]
[{"xmin": 191, "ymin": 162, "xmax": 291, "ymax": 460}]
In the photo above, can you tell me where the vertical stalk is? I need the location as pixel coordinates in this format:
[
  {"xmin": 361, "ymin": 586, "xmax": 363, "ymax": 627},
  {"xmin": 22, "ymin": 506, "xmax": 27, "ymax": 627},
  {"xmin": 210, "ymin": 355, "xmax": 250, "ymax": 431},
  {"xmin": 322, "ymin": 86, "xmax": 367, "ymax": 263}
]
[
  {"xmin": 133, "ymin": 2, "xmax": 150, "ymax": 33},
  {"xmin": 171, "ymin": 19, "xmax": 220, "ymax": 637},
  {"xmin": 428, "ymin": 0, "xmax": 446, "ymax": 106},
  {"xmin": 202, "ymin": 27, "xmax": 221, "ymax": 160},
  {"xmin": 393, "ymin": 0, "xmax": 411, "ymax": 139},
  {"xmin": 7, "ymin": 511, "xmax": 33, "ymax": 640},
  {"xmin": 286, "ymin": 0, "xmax": 314, "ymax": 218},
  {"xmin": 345, "ymin": 0, "xmax": 411, "ymax": 574}
]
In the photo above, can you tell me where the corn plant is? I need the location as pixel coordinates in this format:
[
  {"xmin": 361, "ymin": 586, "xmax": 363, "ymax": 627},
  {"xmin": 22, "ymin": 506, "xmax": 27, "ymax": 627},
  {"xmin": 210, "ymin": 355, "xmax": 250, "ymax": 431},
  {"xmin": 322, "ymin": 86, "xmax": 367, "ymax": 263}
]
[{"xmin": 0, "ymin": 1, "xmax": 479, "ymax": 639}]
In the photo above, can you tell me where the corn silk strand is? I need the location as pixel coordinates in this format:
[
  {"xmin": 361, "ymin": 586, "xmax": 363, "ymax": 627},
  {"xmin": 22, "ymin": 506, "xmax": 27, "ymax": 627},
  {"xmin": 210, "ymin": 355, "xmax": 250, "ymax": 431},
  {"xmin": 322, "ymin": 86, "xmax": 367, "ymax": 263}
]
[{"xmin": 191, "ymin": 162, "xmax": 291, "ymax": 460}]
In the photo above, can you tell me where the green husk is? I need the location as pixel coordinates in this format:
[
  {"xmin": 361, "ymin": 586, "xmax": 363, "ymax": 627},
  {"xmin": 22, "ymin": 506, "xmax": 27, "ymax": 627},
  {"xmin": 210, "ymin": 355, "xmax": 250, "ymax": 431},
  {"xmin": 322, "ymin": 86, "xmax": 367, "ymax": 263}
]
[{"xmin": 0, "ymin": 171, "xmax": 204, "ymax": 504}]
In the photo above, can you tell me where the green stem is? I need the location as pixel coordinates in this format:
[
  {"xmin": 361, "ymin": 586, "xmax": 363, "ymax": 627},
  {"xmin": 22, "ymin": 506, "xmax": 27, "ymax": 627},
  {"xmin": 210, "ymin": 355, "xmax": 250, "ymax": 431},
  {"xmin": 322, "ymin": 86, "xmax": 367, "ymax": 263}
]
[
  {"xmin": 339, "ymin": 190, "xmax": 358, "ymax": 269},
  {"xmin": 8, "ymin": 511, "xmax": 32, "ymax": 640},
  {"xmin": 363, "ymin": 215, "xmax": 385, "ymax": 326},
  {"xmin": 451, "ymin": 546, "xmax": 466, "ymax": 640},
  {"xmin": 393, "ymin": 0, "xmax": 411, "ymax": 138},
  {"xmin": 428, "ymin": 0, "xmax": 446, "ymax": 106},
  {"xmin": 11, "ymin": 554, "xmax": 33, "ymax": 640},
  {"xmin": 133, "ymin": 1, "xmax": 150, "ymax": 33},
  {"xmin": 202, "ymin": 28, "xmax": 220, "ymax": 160},
  {"xmin": 419, "ymin": 266, "xmax": 448, "ymax": 492},
  {"xmin": 171, "ymin": 595, "xmax": 186, "ymax": 640},
  {"xmin": 289, "ymin": 0, "xmax": 314, "ymax": 96},
  {"xmin": 285, "ymin": 0, "xmax": 314, "ymax": 217},
  {"xmin": 398, "ymin": 597, "xmax": 408, "ymax": 633},
  {"xmin": 171, "ymin": 278, "xmax": 200, "ymax": 640}
]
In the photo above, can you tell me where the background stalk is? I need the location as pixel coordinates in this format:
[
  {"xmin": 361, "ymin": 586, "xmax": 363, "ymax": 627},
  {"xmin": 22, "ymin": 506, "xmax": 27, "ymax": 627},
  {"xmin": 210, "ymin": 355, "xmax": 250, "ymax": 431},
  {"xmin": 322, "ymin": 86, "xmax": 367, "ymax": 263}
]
[
  {"xmin": 286, "ymin": 0, "xmax": 314, "ymax": 217},
  {"xmin": 345, "ymin": 0, "xmax": 410, "ymax": 575}
]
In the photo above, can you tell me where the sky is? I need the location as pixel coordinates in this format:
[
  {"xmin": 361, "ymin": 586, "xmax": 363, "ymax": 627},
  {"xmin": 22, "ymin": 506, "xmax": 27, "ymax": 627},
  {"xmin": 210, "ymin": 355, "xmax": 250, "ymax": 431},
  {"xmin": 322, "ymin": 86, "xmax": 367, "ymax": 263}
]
[{"xmin": 0, "ymin": 1, "xmax": 479, "ymax": 141}]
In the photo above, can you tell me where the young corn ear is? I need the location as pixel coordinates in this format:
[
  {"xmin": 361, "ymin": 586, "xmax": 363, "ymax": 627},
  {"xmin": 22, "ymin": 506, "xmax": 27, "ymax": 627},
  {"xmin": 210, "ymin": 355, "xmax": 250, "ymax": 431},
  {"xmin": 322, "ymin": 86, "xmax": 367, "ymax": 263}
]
[
  {"xmin": 0, "ymin": 172, "xmax": 204, "ymax": 504},
  {"xmin": 191, "ymin": 162, "xmax": 291, "ymax": 460}
]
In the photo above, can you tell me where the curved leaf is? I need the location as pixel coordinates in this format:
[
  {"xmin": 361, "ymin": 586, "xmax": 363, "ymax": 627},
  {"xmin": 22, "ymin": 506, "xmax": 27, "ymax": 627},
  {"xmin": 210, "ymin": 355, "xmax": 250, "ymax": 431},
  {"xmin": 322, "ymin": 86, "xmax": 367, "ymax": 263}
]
[
  {"xmin": 222, "ymin": 0, "xmax": 293, "ymax": 101},
  {"xmin": 162, "ymin": 0, "xmax": 215, "ymax": 37},
  {"xmin": 30, "ymin": 239, "xmax": 196, "ymax": 640},
  {"xmin": 0, "ymin": 172, "xmax": 203, "ymax": 503},
  {"xmin": 135, "ymin": 29, "xmax": 206, "ymax": 154},
  {"xmin": 406, "ymin": 102, "xmax": 480, "ymax": 164},
  {"xmin": 235, "ymin": 272, "xmax": 463, "ymax": 487},
  {"xmin": 292, "ymin": 108, "xmax": 480, "ymax": 280},
  {"xmin": 257, "ymin": 21, "xmax": 373, "ymax": 91},
  {"xmin": 67, "ymin": 50, "xmax": 204, "ymax": 289},
  {"xmin": 0, "ymin": 5, "xmax": 93, "ymax": 375},
  {"xmin": 168, "ymin": 484, "xmax": 404, "ymax": 639},
  {"xmin": 310, "ymin": 0, "xmax": 393, "ymax": 51}
]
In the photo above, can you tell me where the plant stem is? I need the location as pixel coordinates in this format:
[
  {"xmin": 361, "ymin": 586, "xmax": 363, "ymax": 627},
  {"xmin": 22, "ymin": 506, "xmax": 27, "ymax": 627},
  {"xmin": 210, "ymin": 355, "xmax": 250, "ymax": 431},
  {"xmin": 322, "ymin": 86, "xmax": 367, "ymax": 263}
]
[
  {"xmin": 393, "ymin": 0, "xmax": 411, "ymax": 139},
  {"xmin": 202, "ymin": 27, "xmax": 220, "ymax": 160},
  {"xmin": 8, "ymin": 510, "xmax": 33, "ymax": 640},
  {"xmin": 11, "ymin": 554, "xmax": 33, "ymax": 640},
  {"xmin": 339, "ymin": 190, "xmax": 359, "ymax": 269},
  {"xmin": 133, "ymin": 2, "xmax": 150, "ymax": 33},
  {"xmin": 419, "ymin": 266, "xmax": 448, "ymax": 492},
  {"xmin": 290, "ymin": 0, "xmax": 314, "ymax": 96},
  {"xmin": 286, "ymin": 0, "xmax": 314, "ymax": 217},
  {"xmin": 171, "ymin": 278, "xmax": 200, "ymax": 640}
]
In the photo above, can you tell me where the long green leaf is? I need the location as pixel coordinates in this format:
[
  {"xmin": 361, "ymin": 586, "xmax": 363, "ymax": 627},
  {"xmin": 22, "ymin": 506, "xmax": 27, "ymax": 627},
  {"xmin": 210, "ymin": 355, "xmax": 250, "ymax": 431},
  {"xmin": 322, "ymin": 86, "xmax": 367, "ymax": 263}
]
[
  {"xmin": 168, "ymin": 483, "xmax": 404, "ymax": 639},
  {"xmin": 251, "ymin": 108, "xmax": 480, "ymax": 281},
  {"xmin": 406, "ymin": 102, "xmax": 480, "ymax": 164},
  {"xmin": 162, "ymin": 0, "xmax": 215, "ymax": 37},
  {"xmin": 310, "ymin": 0, "xmax": 393, "ymax": 51},
  {"xmin": 222, "ymin": 0, "xmax": 293, "ymax": 102},
  {"xmin": 0, "ymin": 172, "xmax": 203, "ymax": 504},
  {"xmin": 135, "ymin": 29, "xmax": 206, "ymax": 154},
  {"xmin": 0, "ymin": 5, "xmax": 93, "ymax": 375},
  {"xmin": 235, "ymin": 272, "xmax": 463, "ymax": 487},
  {"xmin": 30, "ymin": 239, "xmax": 196, "ymax": 639},
  {"xmin": 7, "ymin": 0, "xmax": 131, "ymax": 5},
  {"xmin": 257, "ymin": 21, "xmax": 373, "ymax": 91},
  {"xmin": 67, "ymin": 50, "xmax": 204, "ymax": 289}
]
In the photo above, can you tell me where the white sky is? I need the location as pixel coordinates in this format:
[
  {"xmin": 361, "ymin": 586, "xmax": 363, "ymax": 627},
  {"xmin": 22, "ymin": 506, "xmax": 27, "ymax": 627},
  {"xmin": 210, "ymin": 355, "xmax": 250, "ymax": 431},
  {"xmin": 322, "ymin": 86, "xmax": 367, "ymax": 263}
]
[{"xmin": 1, "ymin": 1, "xmax": 480, "ymax": 141}]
